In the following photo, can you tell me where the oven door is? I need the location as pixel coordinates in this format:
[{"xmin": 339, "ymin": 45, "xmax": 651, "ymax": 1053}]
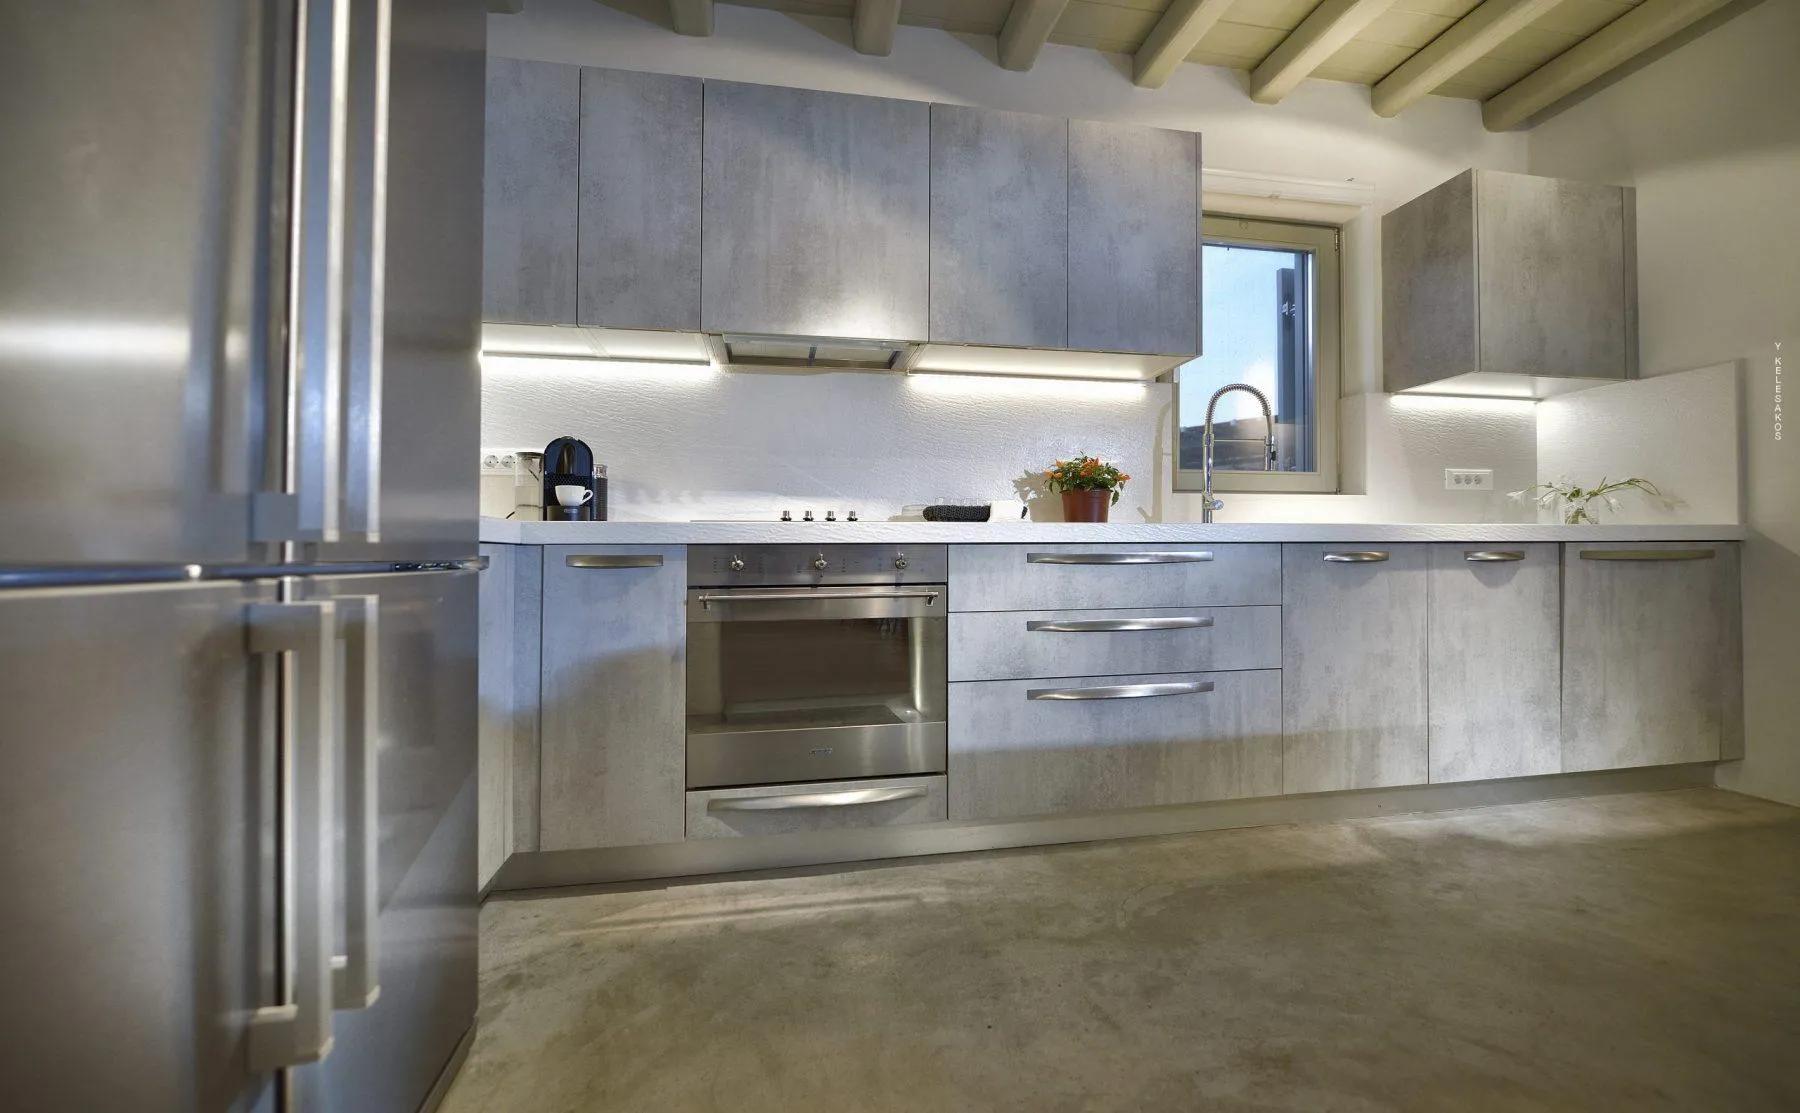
[{"xmin": 686, "ymin": 586, "xmax": 949, "ymax": 788}]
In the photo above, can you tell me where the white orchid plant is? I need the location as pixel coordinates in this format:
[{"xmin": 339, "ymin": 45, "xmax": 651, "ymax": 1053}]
[{"xmin": 1508, "ymin": 476, "xmax": 1671, "ymax": 525}]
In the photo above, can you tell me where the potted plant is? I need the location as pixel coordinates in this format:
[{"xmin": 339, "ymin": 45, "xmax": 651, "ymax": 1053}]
[
  {"xmin": 1508, "ymin": 476, "xmax": 1670, "ymax": 524},
  {"xmin": 1043, "ymin": 455, "xmax": 1130, "ymax": 523}
]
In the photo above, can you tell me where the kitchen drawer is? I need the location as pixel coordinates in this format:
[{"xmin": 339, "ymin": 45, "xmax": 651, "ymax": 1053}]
[
  {"xmin": 949, "ymin": 544, "xmax": 1279, "ymax": 612},
  {"xmin": 948, "ymin": 670, "xmax": 1282, "ymax": 820},
  {"xmin": 685, "ymin": 776, "xmax": 948, "ymax": 840},
  {"xmin": 949, "ymin": 605, "xmax": 1279, "ymax": 681}
]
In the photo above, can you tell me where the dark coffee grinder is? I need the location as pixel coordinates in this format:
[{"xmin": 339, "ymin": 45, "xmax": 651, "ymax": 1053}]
[{"xmin": 541, "ymin": 436, "xmax": 604, "ymax": 521}]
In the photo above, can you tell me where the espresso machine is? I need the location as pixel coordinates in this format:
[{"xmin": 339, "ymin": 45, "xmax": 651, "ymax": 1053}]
[{"xmin": 541, "ymin": 436, "xmax": 606, "ymax": 521}]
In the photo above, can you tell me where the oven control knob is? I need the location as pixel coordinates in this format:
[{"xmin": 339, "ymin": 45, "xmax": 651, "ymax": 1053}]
[
  {"xmin": 893, "ymin": 554, "xmax": 908, "ymax": 570},
  {"xmin": 812, "ymin": 554, "xmax": 829, "ymax": 572},
  {"xmin": 728, "ymin": 556, "xmax": 745, "ymax": 572}
]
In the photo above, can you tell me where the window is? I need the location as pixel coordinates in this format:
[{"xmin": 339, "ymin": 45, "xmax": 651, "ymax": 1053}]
[{"xmin": 1174, "ymin": 216, "xmax": 1341, "ymax": 494}]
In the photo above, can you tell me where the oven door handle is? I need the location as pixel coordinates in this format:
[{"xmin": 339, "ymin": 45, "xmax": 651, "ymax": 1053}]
[
  {"xmin": 708, "ymin": 786, "xmax": 930, "ymax": 812},
  {"xmin": 694, "ymin": 588, "xmax": 940, "ymax": 609}
]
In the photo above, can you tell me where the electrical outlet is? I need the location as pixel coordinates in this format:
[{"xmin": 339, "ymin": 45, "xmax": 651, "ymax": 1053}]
[
  {"xmin": 1444, "ymin": 468, "xmax": 1495, "ymax": 491},
  {"xmin": 480, "ymin": 449, "xmax": 523, "ymax": 476}
]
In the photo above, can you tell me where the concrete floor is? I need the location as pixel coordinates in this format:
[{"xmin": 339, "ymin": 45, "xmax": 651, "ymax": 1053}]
[{"xmin": 441, "ymin": 789, "xmax": 1800, "ymax": 1113}]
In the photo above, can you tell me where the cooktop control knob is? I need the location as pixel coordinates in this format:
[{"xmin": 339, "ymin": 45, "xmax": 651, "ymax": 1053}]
[
  {"xmin": 780, "ymin": 510, "xmax": 792, "ymax": 522},
  {"xmin": 825, "ymin": 510, "xmax": 837, "ymax": 522},
  {"xmin": 893, "ymin": 553, "xmax": 908, "ymax": 570},
  {"xmin": 803, "ymin": 510, "xmax": 815, "ymax": 522},
  {"xmin": 812, "ymin": 554, "xmax": 829, "ymax": 572},
  {"xmin": 728, "ymin": 556, "xmax": 745, "ymax": 572},
  {"xmin": 847, "ymin": 510, "xmax": 859, "ymax": 521}
]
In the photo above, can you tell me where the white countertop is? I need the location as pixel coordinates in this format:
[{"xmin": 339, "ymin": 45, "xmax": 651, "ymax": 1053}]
[{"xmin": 480, "ymin": 518, "xmax": 1746, "ymax": 545}]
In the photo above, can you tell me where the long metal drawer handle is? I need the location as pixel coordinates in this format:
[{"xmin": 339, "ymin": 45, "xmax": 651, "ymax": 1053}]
[
  {"xmin": 566, "ymin": 554, "xmax": 664, "ymax": 569},
  {"xmin": 709, "ymin": 786, "xmax": 930, "ymax": 812},
  {"xmin": 695, "ymin": 588, "xmax": 940, "ymax": 609},
  {"xmin": 332, "ymin": 595, "xmax": 381, "ymax": 1012},
  {"xmin": 343, "ymin": 0, "xmax": 395, "ymax": 541},
  {"xmin": 1027, "ymin": 552, "xmax": 1214, "ymax": 564},
  {"xmin": 1464, "ymin": 550, "xmax": 1525, "ymax": 562},
  {"xmin": 1579, "ymin": 549, "xmax": 1717, "ymax": 561},
  {"xmin": 1027, "ymin": 616, "xmax": 1214, "ymax": 633},
  {"xmin": 1028, "ymin": 680, "xmax": 1215, "ymax": 701},
  {"xmin": 247, "ymin": 600, "xmax": 339, "ymax": 1070},
  {"xmin": 1323, "ymin": 551, "xmax": 1389, "ymax": 563}
]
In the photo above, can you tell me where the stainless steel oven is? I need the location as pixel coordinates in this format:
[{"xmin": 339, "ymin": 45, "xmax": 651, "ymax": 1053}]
[{"xmin": 686, "ymin": 545, "xmax": 948, "ymax": 788}]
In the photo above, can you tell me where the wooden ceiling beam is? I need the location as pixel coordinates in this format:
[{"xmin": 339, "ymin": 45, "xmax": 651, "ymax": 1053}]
[
  {"xmin": 1371, "ymin": 0, "xmax": 1563, "ymax": 117},
  {"xmin": 853, "ymin": 0, "xmax": 903, "ymax": 56},
  {"xmin": 669, "ymin": 0, "xmax": 714, "ymax": 37},
  {"xmin": 1250, "ymin": 0, "xmax": 1400, "ymax": 105},
  {"xmin": 1482, "ymin": 0, "xmax": 1738, "ymax": 130},
  {"xmin": 1133, "ymin": 0, "xmax": 1235, "ymax": 89},
  {"xmin": 998, "ymin": 0, "xmax": 1072, "ymax": 72}
]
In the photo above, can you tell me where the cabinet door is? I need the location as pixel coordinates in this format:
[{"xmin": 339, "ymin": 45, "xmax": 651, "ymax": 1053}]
[
  {"xmin": 578, "ymin": 68, "xmax": 701, "ymax": 331},
  {"xmin": 1427, "ymin": 544, "xmax": 1561, "ymax": 783},
  {"xmin": 702, "ymin": 81, "xmax": 929, "ymax": 340},
  {"xmin": 1563, "ymin": 543, "xmax": 1740, "ymax": 771},
  {"xmin": 1476, "ymin": 172, "xmax": 1632, "ymax": 381},
  {"xmin": 483, "ymin": 57, "xmax": 578, "ymax": 324},
  {"xmin": 1282, "ymin": 545, "xmax": 1429, "ymax": 793},
  {"xmin": 1067, "ymin": 120, "xmax": 1199, "ymax": 355},
  {"xmin": 539, "ymin": 546, "xmax": 686, "ymax": 850},
  {"xmin": 929, "ymin": 104, "xmax": 1066, "ymax": 348},
  {"xmin": 949, "ymin": 670, "xmax": 1282, "ymax": 820}
]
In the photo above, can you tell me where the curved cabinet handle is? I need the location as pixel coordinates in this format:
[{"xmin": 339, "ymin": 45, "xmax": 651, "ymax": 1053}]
[
  {"xmin": 566, "ymin": 554, "xmax": 664, "ymax": 569},
  {"xmin": 708, "ymin": 786, "xmax": 929, "ymax": 812},
  {"xmin": 1323, "ymin": 551, "xmax": 1389, "ymax": 563},
  {"xmin": 332, "ymin": 595, "xmax": 381, "ymax": 1011},
  {"xmin": 695, "ymin": 588, "xmax": 939, "ymax": 609},
  {"xmin": 247, "ymin": 600, "xmax": 339, "ymax": 1069},
  {"xmin": 1027, "ymin": 680, "xmax": 1215, "ymax": 701},
  {"xmin": 1026, "ymin": 552, "xmax": 1213, "ymax": 565},
  {"xmin": 1464, "ymin": 550, "xmax": 1525, "ymax": 562},
  {"xmin": 1026, "ymin": 616, "xmax": 1213, "ymax": 633},
  {"xmin": 1579, "ymin": 549, "xmax": 1716, "ymax": 561}
]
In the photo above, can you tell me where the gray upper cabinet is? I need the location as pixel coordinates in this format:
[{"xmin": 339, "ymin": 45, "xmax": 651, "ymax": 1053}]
[
  {"xmin": 702, "ymin": 81, "xmax": 930, "ymax": 340},
  {"xmin": 929, "ymin": 105, "xmax": 1067, "ymax": 349},
  {"xmin": 483, "ymin": 57, "xmax": 578, "ymax": 325},
  {"xmin": 1281, "ymin": 544, "xmax": 1429, "ymax": 794},
  {"xmin": 1426, "ymin": 544, "xmax": 1561, "ymax": 783},
  {"xmin": 1067, "ymin": 120, "xmax": 1200, "ymax": 356},
  {"xmin": 1562, "ymin": 543, "xmax": 1741, "ymax": 772},
  {"xmin": 1384, "ymin": 169, "xmax": 1635, "ymax": 395},
  {"xmin": 578, "ymin": 68, "xmax": 702, "ymax": 331}
]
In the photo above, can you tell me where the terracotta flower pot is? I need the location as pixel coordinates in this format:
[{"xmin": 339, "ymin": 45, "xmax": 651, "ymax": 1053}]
[{"xmin": 1061, "ymin": 489, "xmax": 1111, "ymax": 523}]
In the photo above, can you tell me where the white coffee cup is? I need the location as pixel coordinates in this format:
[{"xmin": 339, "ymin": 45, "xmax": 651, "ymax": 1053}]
[{"xmin": 554, "ymin": 484, "xmax": 594, "ymax": 508}]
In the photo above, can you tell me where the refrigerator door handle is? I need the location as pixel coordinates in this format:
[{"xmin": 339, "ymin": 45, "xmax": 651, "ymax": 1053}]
[
  {"xmin": 247, "ymin": 600, "xmax": 340, "ymax": 1069},
  {"xmin": 332, "ymin": 595, "xmax": 382, "ymax": 1009},
  {"xmin": 342, "ymin": 0, "xmax": 392, "ymax": 541}
]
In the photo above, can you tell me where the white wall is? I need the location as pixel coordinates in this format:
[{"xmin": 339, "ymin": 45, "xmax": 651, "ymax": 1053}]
[
  {"xmin": 1526, "ymin": 0, "xmax": 1800, "ymax": 804},
  {"xmin": 485, "ymin": 0, "xmax": 1537, "ymax": 522}
]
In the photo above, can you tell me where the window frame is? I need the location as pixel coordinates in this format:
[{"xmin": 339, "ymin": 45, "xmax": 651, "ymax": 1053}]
[{"xmin": 1173, "ymin": 214, "xmax": 1342, "ymax": 496}]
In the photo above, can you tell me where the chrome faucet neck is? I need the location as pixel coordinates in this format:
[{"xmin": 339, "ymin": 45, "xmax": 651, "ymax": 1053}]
[{"xmin": 1200, "ymin": 383, "xmax": 1278, "ymax": 524}]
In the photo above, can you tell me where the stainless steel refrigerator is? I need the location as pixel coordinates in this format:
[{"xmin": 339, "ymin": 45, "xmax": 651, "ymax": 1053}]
[{"xmin": 0, "ymin": 1, "xmax": 487, "ymax": 1111}]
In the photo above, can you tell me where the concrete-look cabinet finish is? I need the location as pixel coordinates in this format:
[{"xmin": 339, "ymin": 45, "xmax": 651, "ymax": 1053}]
[
  {"xmin": 578, "ymin": 68, "xmax": 702, "ymax": 331},
  {"xmin": 538, "ymin": 546, "xmax": 687, "ymax": 850},
  {"xmin": 685, "ymin": 776, "xmax": 948, "ymax": 840},
  {"xmin": 1383, "ymin": 169, "xmax": 1635, "ymax": 394},
  {"xmin": 1281, "ymin": 544, "xmax": 1429, "ymax": 794},
  {"xmin": 928, "ymin": 104, "xmax": 1067, "ymax": 349},
  {"xmin": 1426, "ymin": 543, "xmax": 1561, "ymax": 783},
  {"xmin": 949, "ymin": 605, "xmax": 1281, "ymax": 682},
  {"xmin": 701, "ymin": 81, "xmax": 930, "ymax": 340},
  {"xmin": 1067, "ymin": 120, "xmax": 1200, "ymax": 356},
  {"xmin": 949, "ymin": 544, "xmax": 1279, "ymax": 612},
  {"xmin": 482, "ymin": 57, "xmax": 577, "ymax": 324},
  {"xmin": 949, "ymin": 670, "xmax": 1283, "ymax": 820},
  {"xmin": 1562, "ymin": 542, "xmax": 1742, "ymax": 771}
]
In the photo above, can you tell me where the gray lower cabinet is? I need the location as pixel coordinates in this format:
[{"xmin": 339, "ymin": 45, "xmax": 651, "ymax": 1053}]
[
  {"xmin": 483, "ymin": 57, "xmax": 578, "ymax": 324},
  {"xmin": 686, "ymin": 776, "xmax": 948, "ymax": 840},
  {"xmin": 950, "ymin": 605, "xmax": 1280, "ymax": 681},
  {"xmin": 1562, "ymin": 542, "xmax": 1741, "ymax": 771},
  {"xmin": 538, "ymin": 546, "xmax": 686, "ymax": 850},
  {"xmin": 701, "ymin": 80, "xmax": 929, "ymax": 340},
  {"xmin": 1067, "ymin": 119, "xmax": 1199, "ymax": 355},
  {"xmin": 578, "ymin": 68, "xmax": 702, "ymax": 331},
  {"xmin": 928, "ymin": 104, "xmax": 1067, "ymax": 349},
  {"xmin": 948, "ymin": 670, "xmax": 1282, "ymax": 820},
  {"xmin": 1426, "ymin": 544, "xmax": 1561, "ymax": 783},
  {"xmin": 1281, "ymin": 544, "xmax": 1429, "ymax": 794},
  {"xmin": 950, "ymin": 544, "xmax": 1279, "ymax": 612}
]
